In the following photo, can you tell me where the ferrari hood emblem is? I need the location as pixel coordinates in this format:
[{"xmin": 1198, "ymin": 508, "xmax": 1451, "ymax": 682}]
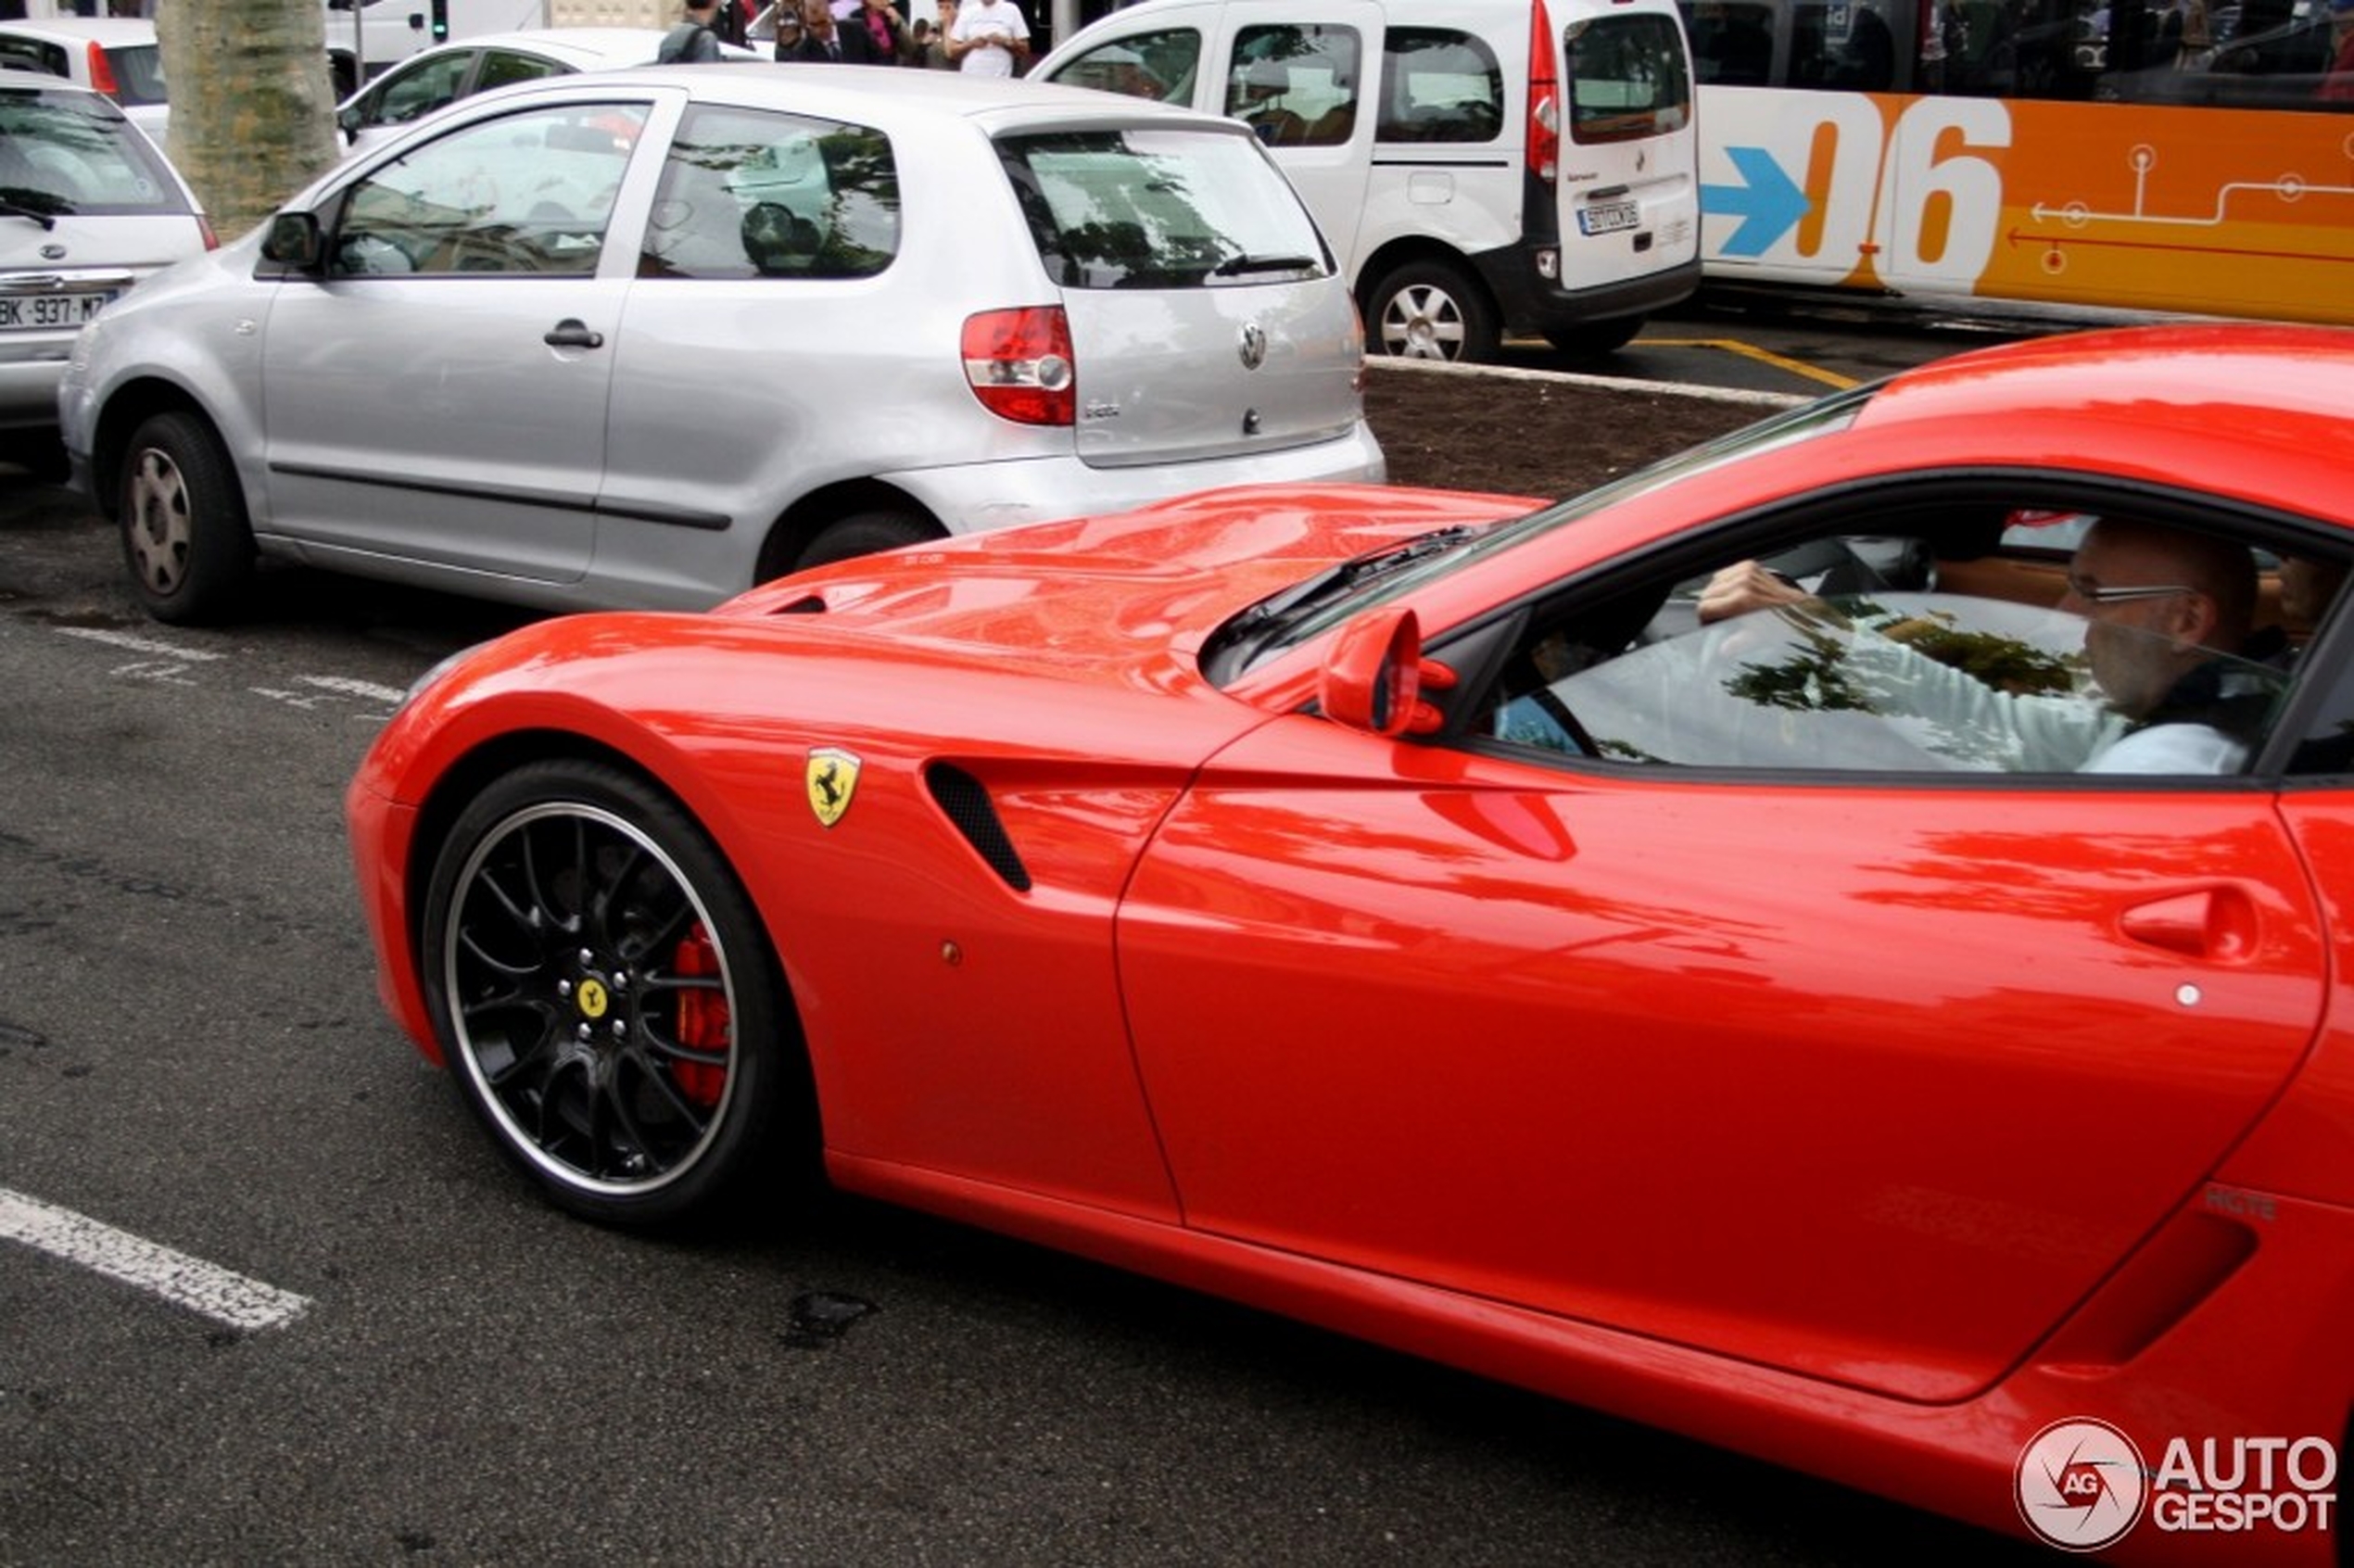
[{"xmin": 806, "ymin": 747, "xmax": 861, "ymax": 828}]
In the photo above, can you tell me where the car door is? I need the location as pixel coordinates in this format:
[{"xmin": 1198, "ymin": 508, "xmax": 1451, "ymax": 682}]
[
  {"xmin": 1113, "ymin": 519, "xmax": 2329, "ymax": 1403},
  {"xmin": 259, "ymin": 96, "xmax": 654, "ymax": 584}
]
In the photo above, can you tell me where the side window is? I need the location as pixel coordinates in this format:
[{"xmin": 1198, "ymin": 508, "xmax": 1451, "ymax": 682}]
[
  {"xmin": 1462, "ymin": 509, "xmax": 2322, "ymax": 778},
  {"xmin": 1682, "ymin": 0, "xmax": 1777, "ymax": 85},
  {"xmin": 639, "ymin": 105, "xmax": 899, "ymax": 281},
  {"xmin": 1226, "ymin": 23, "xmax": 1362, "ymax": 146},
  {"xmin": 1790, "ymin": 0, "xmax": 1897, "ymax": 87},
  {"xmin": 332, "ymin": 102, "xmax": 647, "ymax": 278},
  {"xmin": 1377, "ymin": 28, "xmax": 1503, "ymax": 143},
  {"xmin": 364, "ymin": 51, "xmax": 475, "ymax": 128},
  {"xmin": 1048, "ymin": 28, "xmax": 1198, "ymax": 102},
  {"xmin": 475, "ymin": 48, "xmax": 571, "ymax": 93}
]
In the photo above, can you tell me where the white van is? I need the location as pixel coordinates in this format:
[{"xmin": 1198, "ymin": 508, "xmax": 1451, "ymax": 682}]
[{"xmin": 1033, "ymin": 0, "xmax": 1699, "ymax": 361}]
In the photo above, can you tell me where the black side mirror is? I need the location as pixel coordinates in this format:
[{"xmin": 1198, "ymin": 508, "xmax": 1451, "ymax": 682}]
[{"xmin": 260, "ymin": 210, "xmax": 325, "ymax": 271}]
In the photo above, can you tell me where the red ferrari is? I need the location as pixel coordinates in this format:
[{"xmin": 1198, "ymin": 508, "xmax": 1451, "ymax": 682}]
[{"xmin": 349, "ymin": 324, "xmax": 2354, "ymax": 1562}]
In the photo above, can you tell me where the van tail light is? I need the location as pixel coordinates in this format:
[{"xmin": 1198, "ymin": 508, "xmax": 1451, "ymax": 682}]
[
  {"xmin": 85, "ymin": 42, "xmax": 120, "ymax": 98},
  {"xmin": 962, "ymin": 307, "xmax": 1076, "ymax": 426},
  {"xmin": 1526, "ymin": 0, "xmax": 1560, "ymax": 183}
]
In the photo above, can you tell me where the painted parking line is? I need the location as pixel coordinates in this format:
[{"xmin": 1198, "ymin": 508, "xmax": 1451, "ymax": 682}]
[
  {"xmin": 1637, "ymin": 337, "xmax": 1863, "ymax": 391},
  {"xmin": 0, "ymin": 1186, "xmax": 311, "ymax": 1333}
]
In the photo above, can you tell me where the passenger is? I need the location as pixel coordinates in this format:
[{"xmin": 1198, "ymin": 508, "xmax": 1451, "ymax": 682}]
[{"xmin": 1698, "ymin": 518, "xmax": 2270, "ymax": 773}]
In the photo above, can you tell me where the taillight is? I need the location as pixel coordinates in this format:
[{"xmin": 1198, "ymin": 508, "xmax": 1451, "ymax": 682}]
[
  {"xmin": 1526, "ymin": 0, "xmax": 1559, "ymax": 183},
  {"xmin": 961, "ymin": 307, "xmax": 1075, "ymax": 426},
  {"xmin": 85, "ymin": 41, "xmax": 119, "ymax": 98},
  {"xmin": 197, "ymin": 216, "xmax": 219, "ymax": 251}
]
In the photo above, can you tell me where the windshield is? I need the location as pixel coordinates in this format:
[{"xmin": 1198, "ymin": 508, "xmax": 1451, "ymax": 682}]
[{"xmin": 1205, "ymin": 386, "xmax": 1867, "ymax": 683}]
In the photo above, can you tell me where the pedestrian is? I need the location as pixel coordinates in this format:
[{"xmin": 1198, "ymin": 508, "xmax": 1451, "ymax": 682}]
[
  {"xmin": 946, "ymin": 0, "xmax": 1029, "ymax": 75},
  {"xmin": 841, "ymin": 0, "xmax": 913, "ymax": 64},
  {"xmin": 658, "ymin": 0, "xmax": 729, "ymax": 62},
  {"xmin": 918, "ymin": 0, "xmax": 959, "ymax": 66},
  {"xmin": 710, "ymin": 0, "xmax": 753, "ymax": 47},
  {"xmin": 784, "ymin": 0, "xmax": 850, "ymax": 60},
  {"xmin": 770, "ymin": 3, "xmax": 806, "ymax": 57}
]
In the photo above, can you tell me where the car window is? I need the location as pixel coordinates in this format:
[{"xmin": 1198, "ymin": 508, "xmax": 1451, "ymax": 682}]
[
  {"xmin": 1049, "ymin": 28, "xmax": 1198, "ymax": 102},
  {"xmin": 997, "ymin": 126, "xmax": 1331, "ymax": 288},
  {"xmin": 362, "ymin": 50, "xmax": 475, "ymax": 128},
  {"xmin": 0, "ymin": 85, "xmax": 187, "ymax": 212},
  {"xmin": 1460, "ymin": 510, "xmax": 2345, "ymax": 778},
  {"xmin": 331, "ymin": 102, "xmax": 647, "ymax": 278},
  {"xmin": 638, "ymin": 104, "xmax": 898, "ymax": 281},
  {"xmin": 1225, "ymin": 23, "xmax": 1361, "ymax": 145},
  {"xmin": 99, "ymin": 41, "xmax": 163, "ymax": 107},
  {"xmin": 476, "ymin": 47, "xmax": 573, "ymax": 93},
  {"xmin": 1377, "ymin": 28, "xmax": 1504, "ymax": 143},
  {"xmin": 1565, "ymin": 9, "xmax": 1692, "ymax": 141}
]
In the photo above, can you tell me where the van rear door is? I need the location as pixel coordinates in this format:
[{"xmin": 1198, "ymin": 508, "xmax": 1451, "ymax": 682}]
[
  {"xmin": 1544, "ymin": 0, "xmax": 1700, "ymax": 300},
  {"xmin": 996, "ymin": 123, "xmax": 1368, "ymax": 469}
]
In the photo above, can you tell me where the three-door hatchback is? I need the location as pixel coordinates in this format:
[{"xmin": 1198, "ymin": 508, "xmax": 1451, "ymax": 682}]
[
  {"xmin": 0, "ymin": 77, "xmax": 209, "ymax": 474},
  {"xmin": 59, "ymin": 67, "xmax": 1383, "ymax": 623}
]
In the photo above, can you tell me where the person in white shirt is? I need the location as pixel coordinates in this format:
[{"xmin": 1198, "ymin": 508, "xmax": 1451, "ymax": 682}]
[
  {"xmin": 1697, "ymin": 518, "xmax": 2268, "ymax": 775},
  {"xmin": 948, "ymin": 0, "xmax": 1030, "ymax": 76}
]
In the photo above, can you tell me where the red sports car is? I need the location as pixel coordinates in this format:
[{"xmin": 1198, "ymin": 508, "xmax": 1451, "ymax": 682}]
[{"xmin": 348, "ymin": 324, "xmax": 2354, "ymax": 1562}]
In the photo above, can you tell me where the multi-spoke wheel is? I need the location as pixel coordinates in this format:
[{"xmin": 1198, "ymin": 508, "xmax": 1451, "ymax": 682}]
[
  {"xmin": 1365, "ymin": 259, "xmax": 1500, "ymax": 363},
  {"xmin": 422, "ymin": 761, "xmax": 805, "ymax": 1226},
  {"xmin": 117, "ymin": 410, "xmax": 254, "ymax": 625}
]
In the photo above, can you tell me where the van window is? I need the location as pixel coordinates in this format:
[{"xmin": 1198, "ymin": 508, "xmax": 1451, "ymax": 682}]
[
  {"xmin": 1226, "ymin": 23, "xmax": 1362, "ymax": 145},
  {"xmin": 1376, "ymin": 28, "xmax": 1505, "ymax": 143},
  {"xmin": 1052, "ymin": 27, "xmax": 1199, "ymax": 102},
  {"xmin": 998, "ymin": 127, "xmax": 1334, "ymax": 289},
  {"xmin": 1564, "ymin": 11, "xmax": 1692, "ymax": 142}
]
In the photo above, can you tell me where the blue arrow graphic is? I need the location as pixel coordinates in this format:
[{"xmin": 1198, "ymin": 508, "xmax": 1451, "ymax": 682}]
[{"xmin": 1701, "ymin": 145, "xmax": 1809, "ymax": 258}]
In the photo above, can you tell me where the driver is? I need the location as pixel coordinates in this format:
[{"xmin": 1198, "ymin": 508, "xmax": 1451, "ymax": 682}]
[{"xmin": 1698, "ymin": 518, "xmax": 2269, "ymax": 774}]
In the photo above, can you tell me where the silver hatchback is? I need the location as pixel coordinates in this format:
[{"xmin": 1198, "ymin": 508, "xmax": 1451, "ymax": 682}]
[
  {"xmin": 1, "ymin": 77, "xmax": 208, "ymax": 473},
  {"xmin": 59, "ymin": 67, "xmax": 1382, "ymax": 623}
]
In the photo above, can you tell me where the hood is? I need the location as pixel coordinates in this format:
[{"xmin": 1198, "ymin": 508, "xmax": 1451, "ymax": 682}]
[{"xmin": 715, "ymin": 482, "xmax": 1535, "ymax": 677}]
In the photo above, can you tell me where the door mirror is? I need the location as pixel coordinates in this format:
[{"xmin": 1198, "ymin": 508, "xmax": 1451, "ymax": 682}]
[
  {"xmin": 1320, "ymin": 607, "xmax": 1424, "ymax": 737},
  {"xmin": 260, "ymin": 210, "xmax": 324, "ymax": 270}
]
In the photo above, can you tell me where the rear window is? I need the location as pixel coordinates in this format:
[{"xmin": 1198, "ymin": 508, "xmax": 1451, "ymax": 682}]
[
  {"xmin": 997, "ymin": 127, "xmax": 1332, "ymax": 289},
  {"xmin": 102, "ymin": 41, "xmax": 165, "ymax": 107},
  {"xmin": 0, "ymin": 85, "xmax": 188, "ymax": 214},
  {"xmin": 1565, "ymin": 12, "xmax": 1691, "ymax": 142}
]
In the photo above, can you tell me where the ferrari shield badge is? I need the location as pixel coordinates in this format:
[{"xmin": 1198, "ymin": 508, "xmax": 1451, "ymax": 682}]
[{"xmin": 806, "ymin": 747, "xmax": 861, "ymax": 828}]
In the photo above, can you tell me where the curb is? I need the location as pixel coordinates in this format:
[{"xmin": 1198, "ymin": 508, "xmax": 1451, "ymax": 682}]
[{"xmin": 1365, "ymin": 354, "xmax": 1812, "ymax": 411}]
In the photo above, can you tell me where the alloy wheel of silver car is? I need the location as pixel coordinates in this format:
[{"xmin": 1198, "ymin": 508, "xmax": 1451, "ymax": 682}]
[{"xmin": 116, "ymin": 410, "xmax": 254, "ymax": 625}]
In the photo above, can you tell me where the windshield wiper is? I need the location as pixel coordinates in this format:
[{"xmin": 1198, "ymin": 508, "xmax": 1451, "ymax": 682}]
[
  {"xmin": 0, "ymin": 193, "xmax": 60, "ymax": 230},
  {"xmin": 1212, "ymin": 252, "xmax": 1317, "ymax": 278},
  {"xmin": 1209, "ymin": 525, "xmax": 1485, "ymax": 666}
]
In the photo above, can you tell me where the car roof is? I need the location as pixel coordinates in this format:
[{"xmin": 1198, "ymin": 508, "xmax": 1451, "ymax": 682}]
[
  {"xmin": 464, "ymin": 61, "xmax": 1260, "ymax": 134},
  {"xmin": 0, "ymin": 18, "xmax": 157, "ymax": 43},
  {"xmin": 0, "ymin": 72, "xmax": 118, "ymax": 104},
  {"xmin": 386, "ymin": 25, "xmax": 707, "ymax": 68}
]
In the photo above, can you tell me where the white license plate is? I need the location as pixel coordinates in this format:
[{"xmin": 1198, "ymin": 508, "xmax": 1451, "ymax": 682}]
[
  {"xmin": 1576, "ymin": 201, "xmax": 1641, "ymax": 236},
  {"xmin": 0, "ymin": 291, "xmax": 115, "ymax": 331}
]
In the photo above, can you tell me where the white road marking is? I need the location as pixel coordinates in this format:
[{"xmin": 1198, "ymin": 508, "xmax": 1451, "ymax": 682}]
[
  {"xmin": 0, "ymin": 1186, "xmax": 311, "ymax": 1333},
  {"xmin": 299, "ymin": 674, "xmax": 409, "ymax": 705},
  {"xmin": 53, "ymin": 627, "xmax": 225, "ymax": 661}
]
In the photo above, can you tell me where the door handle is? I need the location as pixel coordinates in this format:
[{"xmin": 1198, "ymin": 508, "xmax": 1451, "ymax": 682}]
[
  {"xmin": 544, "ymin": 319, "xmax": 604, "ymax": 349},
  {"xmin": 2120, "ymin": 887, "xmax": 2258, "ymax": 962}
]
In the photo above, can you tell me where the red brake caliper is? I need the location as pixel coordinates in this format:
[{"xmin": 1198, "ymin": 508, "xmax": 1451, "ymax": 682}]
[{"xmin": 670, "ymin": 924, "xmax": 731, "ymax": 1108}]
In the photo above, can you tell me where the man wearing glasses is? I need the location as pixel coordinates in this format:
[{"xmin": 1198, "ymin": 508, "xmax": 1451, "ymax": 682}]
[{"xmin": 1697, "ymin": 518, "xmax": 2272, "ymax": 773}]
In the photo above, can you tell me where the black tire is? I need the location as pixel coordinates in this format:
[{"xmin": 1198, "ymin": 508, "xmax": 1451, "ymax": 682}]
[
  {"xmin": 1543, "ymin": 316, "xmax": 1645, "ymax": 358},
  {"xmin": 117, "ymin": 411, "xmax": 255, "ymax": 626},
  {"xmin": 1364, "ymin": 259, "xmax": 1500, "ymax": 363},
  {"xmin": 794, "ymin": 507, "xmax": 943, "ymax": 571},
  {"xmin": 420, "ymin": 760, "xmax": 809, "ymax": 1228}
]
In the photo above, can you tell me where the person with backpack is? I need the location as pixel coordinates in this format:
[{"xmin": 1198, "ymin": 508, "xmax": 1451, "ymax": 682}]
[{"xmin": 658, "ymin": 0, "xmax": 729, "ymax": 62}]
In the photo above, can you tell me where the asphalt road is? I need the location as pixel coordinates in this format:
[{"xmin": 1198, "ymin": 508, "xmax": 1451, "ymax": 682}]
[{"xmin": 0, "ymin": 309, "xmax": 2057, "ymax": 1565}]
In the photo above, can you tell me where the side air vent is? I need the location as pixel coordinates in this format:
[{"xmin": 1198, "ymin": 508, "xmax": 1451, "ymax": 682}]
[
  {"xmin": 925, "ymin": 765, "xmax": 1032, "ymax": 892},
  {"xmin": 775, "ymin": 595, "xmax": 825, "ymax": 614}
]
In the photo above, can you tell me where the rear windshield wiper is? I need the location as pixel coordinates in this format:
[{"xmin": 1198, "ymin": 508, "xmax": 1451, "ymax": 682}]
[
  {"xmin": 0, "ymin": 192, "xmax": 61, "ymax": 230},
  {"xmin": 1212, "ymin": 252, "xmax": 1318, "ymax": 278}
]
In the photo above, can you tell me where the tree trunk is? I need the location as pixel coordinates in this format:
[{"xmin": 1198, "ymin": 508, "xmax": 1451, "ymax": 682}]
[{"xmin": 155, "ymin": 0, "xmax": 340, "ymax": 239}]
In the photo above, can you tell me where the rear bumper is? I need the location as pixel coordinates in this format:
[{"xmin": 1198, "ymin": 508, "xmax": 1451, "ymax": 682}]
[{"xmin": 1475, "ymin": 245, "xmax": 1702, "ymax": 336}]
